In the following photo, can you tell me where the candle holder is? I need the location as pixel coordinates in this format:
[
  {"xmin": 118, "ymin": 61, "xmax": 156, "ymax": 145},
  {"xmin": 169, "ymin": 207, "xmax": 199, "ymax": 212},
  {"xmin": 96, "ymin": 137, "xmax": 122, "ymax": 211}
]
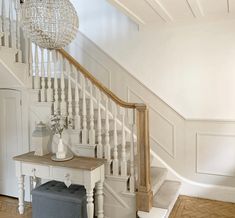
[
  {"xmin": 50, "ymin": 113, "xmax": 74, "ymax": 161},
  {"xmin": 32, "ymin": 122, "xmax": 51, "ymax": 156}
]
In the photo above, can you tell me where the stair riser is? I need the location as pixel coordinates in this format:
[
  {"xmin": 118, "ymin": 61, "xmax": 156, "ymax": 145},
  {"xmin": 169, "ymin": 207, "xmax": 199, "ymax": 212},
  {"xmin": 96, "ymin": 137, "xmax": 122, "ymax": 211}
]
[
  {"xmin": 153, "ymin": 181, "xmax": 181, "ymax": 217},
  {"xmin": 152, "ymin": 169, "xmax": 167, "ymax": 196},
  {"xmin": 165, "ymin": 189, "xmax": 180, "ymax": 218}
]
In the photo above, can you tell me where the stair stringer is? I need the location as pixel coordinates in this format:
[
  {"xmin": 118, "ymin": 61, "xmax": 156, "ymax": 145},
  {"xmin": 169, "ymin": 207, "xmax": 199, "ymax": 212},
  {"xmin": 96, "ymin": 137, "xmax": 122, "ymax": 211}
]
[{"xmin": 0, "ymin": 46, "xmax": 30, "ymax": 88}]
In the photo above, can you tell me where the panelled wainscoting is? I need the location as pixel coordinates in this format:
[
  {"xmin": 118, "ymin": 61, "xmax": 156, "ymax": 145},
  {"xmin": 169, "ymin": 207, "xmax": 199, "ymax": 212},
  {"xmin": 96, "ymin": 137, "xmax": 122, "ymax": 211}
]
[{"xmin": 67, "ymin": 32, "xmax": 235, "ymax": 203}]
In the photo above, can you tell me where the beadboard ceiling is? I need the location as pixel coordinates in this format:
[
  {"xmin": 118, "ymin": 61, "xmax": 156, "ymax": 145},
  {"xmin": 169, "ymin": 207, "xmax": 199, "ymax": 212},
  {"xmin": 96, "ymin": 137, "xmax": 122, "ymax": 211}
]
[{"xmin": 106, "ymin": 0, "xmax": 233, "ymax": 25}]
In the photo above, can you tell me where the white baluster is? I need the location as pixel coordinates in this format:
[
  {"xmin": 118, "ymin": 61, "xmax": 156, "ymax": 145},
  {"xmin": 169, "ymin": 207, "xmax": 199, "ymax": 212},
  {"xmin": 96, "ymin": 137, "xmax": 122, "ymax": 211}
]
[
  {"xmin": 120, "ymin": 107, "xmax": 127, "ymax": 177},
  {"xmin": 34, "ymin": 44, "xmax": 40, "ymax": 89},
  {"xmin": 0, "ymin": 0, "xmax": 3, "ymax": 39},
  {"xmin": 47, "ymin": 50, "xmax": 53, "ymax": 102},
  {"xmin": 53, "ymin": 51, "xmax": 59, "ymax": 114},
  {"xmin": 129, "ymin": 109, "xmax": 136, "ymax": 193},
  {"xmin": 28, "ymin": 39, "xmax": 33, "ymax": 76},
  {"xmin": 8, "ymin": 0, "xmax": 11, "ymax": 42},
  {"xmin": 105, "ymin": 96, "xmax": 111, "ymax": 175},
  {"xmin": 74, "ymin": 68, "xmax": 81, "ymax": 132},
  {"xmin": 16, "ymin": 1, "xmax": 21, "ymax": 62},
  {"xmin": 22, "ymin": 26, "xmax": 30, "ymax": 64},
  {"xmin": 112, "ymin": 102, "xmax": 119, "ymax": 176},
  {"xmin": 81, "ymin": 75, "xmax": 88, "ymax": 144},
  {"xmin": 2, "ymin": 0, "xmax": 9, "ymax": 47},
  {"xmin": 96, "ymin": 88, "xmax": 103, "ymax": 158},
  {"xmin": 9, "ymin": 0, "xmax": 16, "ymax": 49},
  {"xmin": 23, "ymin": 34, "xmax": 29, "ymax": 65},
  {"xmin": 68, "ymin": 62, "xmax": 73, "ymax": 121},
  {"xmin": 40, "ymin": 48, "xmax": 46, "ymax": 102},
  {"xmin": 60, "ymin": 56, "xmax": 67, "ymax": 115},
  {"xmin": 89, "ymin": 81, "xmax": 95, "ymax": 145}
]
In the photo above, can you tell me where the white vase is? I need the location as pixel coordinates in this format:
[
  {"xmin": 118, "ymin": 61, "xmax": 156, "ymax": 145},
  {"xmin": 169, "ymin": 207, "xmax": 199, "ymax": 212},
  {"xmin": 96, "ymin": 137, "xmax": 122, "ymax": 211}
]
[{"xmin": 56, "ymin": 138, "xmax": 66, "ymax": 159}]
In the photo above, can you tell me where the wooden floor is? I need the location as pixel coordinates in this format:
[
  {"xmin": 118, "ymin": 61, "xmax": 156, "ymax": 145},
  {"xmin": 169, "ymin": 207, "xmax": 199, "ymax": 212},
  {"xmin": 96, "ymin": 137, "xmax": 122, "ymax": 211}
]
[
  {"xmin": 1, "ymin": 195, "xmax": 235, "ymax": 218},
  {"xmin": 0, "ymin": 196, "xmax": 31, "ymax": 218},
  {"xmin": 170, "ymin": 195, "xmax": 235, "ymax": 218}
]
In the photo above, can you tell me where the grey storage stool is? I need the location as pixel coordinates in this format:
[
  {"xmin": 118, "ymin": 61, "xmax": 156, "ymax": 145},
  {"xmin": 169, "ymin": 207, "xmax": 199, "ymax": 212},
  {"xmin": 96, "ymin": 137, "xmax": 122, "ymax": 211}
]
[{"xmin": 32, "ymin": 180, "xmax": 87, "ymax": 218}]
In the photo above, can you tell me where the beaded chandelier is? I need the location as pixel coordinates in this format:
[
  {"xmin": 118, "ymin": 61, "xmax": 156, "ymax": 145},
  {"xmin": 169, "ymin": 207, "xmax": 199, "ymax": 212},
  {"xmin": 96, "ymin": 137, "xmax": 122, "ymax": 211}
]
[{"xmin": 20, "ymin": 0, "xmax": 79, "ymax": 49}]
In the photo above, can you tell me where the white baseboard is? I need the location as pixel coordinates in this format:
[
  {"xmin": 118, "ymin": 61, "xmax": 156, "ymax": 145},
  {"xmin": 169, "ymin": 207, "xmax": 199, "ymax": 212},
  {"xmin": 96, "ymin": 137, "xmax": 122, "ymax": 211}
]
[
  {"xmin": 151, "ymin": 149, "xmax": 235, "ymax": 203},
  {"xmin": 138, "ymin": 208, "xmax": 167, "ymax": 218}
]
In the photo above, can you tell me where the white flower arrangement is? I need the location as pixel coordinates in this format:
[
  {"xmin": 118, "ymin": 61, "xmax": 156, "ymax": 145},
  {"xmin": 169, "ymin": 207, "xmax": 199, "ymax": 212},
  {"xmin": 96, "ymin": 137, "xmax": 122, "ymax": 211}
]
[
  {"xmin": 50, "ymin": 113, "xmax": 73, "ymax": 160},
  {"xmin": 50, "ymin": 114, "xmax": 72, "ymax": 139}
]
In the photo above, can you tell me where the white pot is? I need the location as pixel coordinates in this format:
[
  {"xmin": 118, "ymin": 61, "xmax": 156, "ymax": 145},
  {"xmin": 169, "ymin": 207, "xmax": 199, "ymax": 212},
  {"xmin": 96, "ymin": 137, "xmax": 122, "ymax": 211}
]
[{"xmin": 56, "ymin": 138, "xmax": 67, "ymax": 159}]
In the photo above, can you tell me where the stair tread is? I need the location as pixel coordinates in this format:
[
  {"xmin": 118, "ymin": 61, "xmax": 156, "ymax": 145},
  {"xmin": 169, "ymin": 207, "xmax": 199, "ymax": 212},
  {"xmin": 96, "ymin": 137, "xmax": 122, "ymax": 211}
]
[
  {"xmin": 151, "ymin": 167, "xmax": 167, "ymax": 196},
  {"xmin": 153, "ymin": 180, "xmax": 181, "ymax": 210}
]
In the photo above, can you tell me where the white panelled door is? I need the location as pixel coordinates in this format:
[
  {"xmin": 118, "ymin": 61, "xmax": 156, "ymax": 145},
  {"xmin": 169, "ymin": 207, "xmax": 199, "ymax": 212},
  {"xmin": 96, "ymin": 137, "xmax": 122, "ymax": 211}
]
[{"xmin": 0, "ymin": 89, "xmax": 23, "ymax": 197}]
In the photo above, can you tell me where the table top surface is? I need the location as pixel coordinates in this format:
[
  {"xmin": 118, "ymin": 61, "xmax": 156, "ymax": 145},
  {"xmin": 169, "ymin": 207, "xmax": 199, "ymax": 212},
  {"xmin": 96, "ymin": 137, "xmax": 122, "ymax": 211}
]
[{"xmin": 13, "ymin": 152, "xmax": 106, "ymax": 171}]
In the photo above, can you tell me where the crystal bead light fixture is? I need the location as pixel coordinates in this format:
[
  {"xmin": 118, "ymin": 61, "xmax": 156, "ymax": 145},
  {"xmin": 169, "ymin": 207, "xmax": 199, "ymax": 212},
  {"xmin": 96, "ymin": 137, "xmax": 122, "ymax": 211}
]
[{"xmin": 20, "ymin": 0, "xmax": 79, "ymax": 49}]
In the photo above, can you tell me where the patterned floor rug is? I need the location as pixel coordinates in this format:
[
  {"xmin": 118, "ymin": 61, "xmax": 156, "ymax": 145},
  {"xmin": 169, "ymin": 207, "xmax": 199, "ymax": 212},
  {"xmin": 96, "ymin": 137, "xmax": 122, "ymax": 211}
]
[{"xmin": 170, "ymin": 195, "xmax": 235, "ymax": 218}]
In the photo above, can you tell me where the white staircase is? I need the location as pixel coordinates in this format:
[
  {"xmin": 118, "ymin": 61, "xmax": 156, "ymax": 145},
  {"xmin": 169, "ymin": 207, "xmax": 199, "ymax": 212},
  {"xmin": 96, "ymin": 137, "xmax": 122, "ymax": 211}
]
[
  {"xmin": 29, "ymin": 48, "xmax": 182, "ymax": 218},
  {"xmin": 0, "ymin": 0, "xmax": 182, "ymax": 217}
]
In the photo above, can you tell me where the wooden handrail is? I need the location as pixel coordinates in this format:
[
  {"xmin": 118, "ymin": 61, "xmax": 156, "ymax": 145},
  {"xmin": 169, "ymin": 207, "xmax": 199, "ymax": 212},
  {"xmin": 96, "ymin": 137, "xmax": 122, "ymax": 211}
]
[
  {"xmin": 58, "ymin": 48, "xmax": 152, "ymax": 212},
  {"xmin": 58, "ymin": 49, "xmax": 144, "ymax": 109}
]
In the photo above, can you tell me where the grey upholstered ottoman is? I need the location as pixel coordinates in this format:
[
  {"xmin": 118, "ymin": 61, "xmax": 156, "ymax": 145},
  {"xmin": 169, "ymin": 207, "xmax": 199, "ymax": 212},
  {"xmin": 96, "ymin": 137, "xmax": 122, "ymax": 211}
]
[{"xmin": 32, "ymin": 181, "xmax": 87, "ymax": 218}]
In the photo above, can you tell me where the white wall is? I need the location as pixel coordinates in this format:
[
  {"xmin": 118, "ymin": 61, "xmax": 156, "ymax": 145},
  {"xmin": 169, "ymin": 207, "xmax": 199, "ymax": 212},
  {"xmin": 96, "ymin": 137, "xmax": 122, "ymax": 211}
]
[
  {"xmin": 65, "ymin": 32, "xmax": 235, "ymax": 203},
  {"xmin": 70, "ymin": 0, "xmax": 235, "ymax": 120}
]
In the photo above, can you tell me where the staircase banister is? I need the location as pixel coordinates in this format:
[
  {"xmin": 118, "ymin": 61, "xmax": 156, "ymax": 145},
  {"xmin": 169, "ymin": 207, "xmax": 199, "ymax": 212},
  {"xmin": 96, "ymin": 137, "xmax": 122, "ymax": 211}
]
[
  {"xmin": 58, "ymin": 48, "xmax": 152, "ymax": 212},
  {"xmin": 58, "ymin": 49, "xmax": 145, "ymax": 109}
]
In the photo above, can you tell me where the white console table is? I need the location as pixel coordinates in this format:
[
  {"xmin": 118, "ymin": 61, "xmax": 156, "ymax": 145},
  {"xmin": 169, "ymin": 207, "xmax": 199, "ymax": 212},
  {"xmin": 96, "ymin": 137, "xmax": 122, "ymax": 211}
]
[{"xmin": 13, "ymin": 152, "xmax": 106, "ymax": 218}]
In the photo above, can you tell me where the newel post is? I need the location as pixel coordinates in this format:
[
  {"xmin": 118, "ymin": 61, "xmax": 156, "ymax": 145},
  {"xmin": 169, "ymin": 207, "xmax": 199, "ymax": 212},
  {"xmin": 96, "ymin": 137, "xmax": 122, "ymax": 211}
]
[{"xmin": 135, "ymin": 104, "xmax": 153, "ymax": 212}]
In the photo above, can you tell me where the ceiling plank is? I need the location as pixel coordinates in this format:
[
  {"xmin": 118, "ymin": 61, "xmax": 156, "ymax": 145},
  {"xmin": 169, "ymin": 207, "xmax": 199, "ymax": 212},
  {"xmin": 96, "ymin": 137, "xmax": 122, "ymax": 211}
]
[
  {"xmin": 229, "ymin": 0, "xmax": 234, "ymax": 12},
  {"xmin": 199, "ymin": 0, "xmax": 228, "ymax": 15},
  {"xmin": 106, "ymin": 0, "xmax": 146, "ymax": 25},
  {"xmin": 186, "ymin": 0, "xmax": 204, "ymax": 17},
  {"xmin": 144, "ymin": 0, "xmax": 173, "ymax": 22},
  {"xmin": 157, "ymin": 0, "xmax": 194, "ymax": 20}
]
